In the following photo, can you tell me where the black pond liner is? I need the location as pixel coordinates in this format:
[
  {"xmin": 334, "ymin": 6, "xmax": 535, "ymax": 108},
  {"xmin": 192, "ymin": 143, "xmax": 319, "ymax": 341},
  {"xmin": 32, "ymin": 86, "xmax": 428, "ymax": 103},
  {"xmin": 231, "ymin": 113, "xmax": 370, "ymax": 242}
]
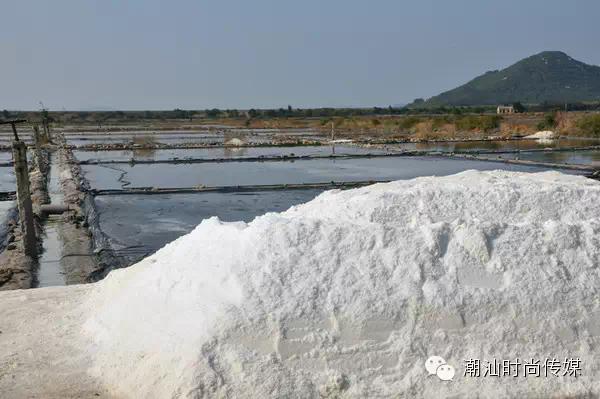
[
  {"xmin": 81, "ymin": 192, "xmax": 129, "ymax": 281},
  {"xmin": 0, "ymin": 204, "xmax": 17, "ymax": 254}
]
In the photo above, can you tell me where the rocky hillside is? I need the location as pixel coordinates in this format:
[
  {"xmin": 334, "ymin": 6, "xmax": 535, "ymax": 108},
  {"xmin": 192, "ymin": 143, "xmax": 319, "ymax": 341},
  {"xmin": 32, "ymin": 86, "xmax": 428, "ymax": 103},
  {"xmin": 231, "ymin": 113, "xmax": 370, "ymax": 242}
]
[{"xmin": 415, "ymin": 51, "xmax": 600, "ymax": 107}]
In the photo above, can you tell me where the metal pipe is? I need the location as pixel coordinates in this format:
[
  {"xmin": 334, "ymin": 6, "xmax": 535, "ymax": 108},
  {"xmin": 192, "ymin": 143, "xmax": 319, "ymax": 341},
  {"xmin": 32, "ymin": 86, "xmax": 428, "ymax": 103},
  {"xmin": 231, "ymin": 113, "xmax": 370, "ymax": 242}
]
[{"xmin": 39, "ymin": 204, "xmax": 71, "ymax": 215}]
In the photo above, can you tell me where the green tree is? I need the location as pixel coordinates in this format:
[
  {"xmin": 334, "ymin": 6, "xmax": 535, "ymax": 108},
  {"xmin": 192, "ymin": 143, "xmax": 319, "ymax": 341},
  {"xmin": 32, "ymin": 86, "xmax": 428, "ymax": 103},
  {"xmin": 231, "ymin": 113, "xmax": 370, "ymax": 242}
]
[
  {"xmin": 536, "ymin": 112, "xmax": 557, "ymax": 130},
  {"xmin": 205, "ymin": 109, "xmax": 220, "ymax": 118},
  {"xmin": 577, "ymin": 114, "xmax": 600, "ymax": 136},
  {"xmin": 512, "ymin": 102, "xmax": 526, "ymax": 113}
]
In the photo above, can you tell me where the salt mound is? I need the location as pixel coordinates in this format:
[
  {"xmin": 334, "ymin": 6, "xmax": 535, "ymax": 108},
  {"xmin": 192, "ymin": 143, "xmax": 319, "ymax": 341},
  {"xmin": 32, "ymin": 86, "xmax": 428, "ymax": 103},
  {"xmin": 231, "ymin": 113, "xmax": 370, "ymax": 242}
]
[
  {"xmin": 83, "ymin": 170, "xmax": 600, "ymax": 398},
  {"xmin": 525, "ymin": 130, "xmax": 555, "ymax": 139},
  {"xmin": 224, "ymin": 137, "xmax": 245, "ymax": 146}
]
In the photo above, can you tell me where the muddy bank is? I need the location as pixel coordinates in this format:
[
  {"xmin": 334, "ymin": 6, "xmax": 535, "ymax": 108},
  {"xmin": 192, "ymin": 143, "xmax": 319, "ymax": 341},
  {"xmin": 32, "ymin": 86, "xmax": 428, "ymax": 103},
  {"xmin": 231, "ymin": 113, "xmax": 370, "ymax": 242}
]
[
  {"xmin": 0, "ymin": 133, "xmax": 115, "ymax": 289},
  {"xmin": 57, "ymin": 138, "xmax": 125, "ymax": 280},
  {"xmin": 69, "ymin": 135, "xmax": 546, "ymax": 152},
  {"xmin": 36, "ymin": 145, "xmax": 100, "ymax": 285},
  {"xmin": 0, "ymin": 225, "xmax": 37, "ymax": 289},
  {"xmin": 0, "ymin": 144, "xmax": 50, "ymax": 290},
  {"xmin": 0, "ymin": 204, "xmax": 17, "ymax": 253},
  {"xmin": 434, "ymin": 152, "xmax": 599, "ymax": 172},
  {"xmin": 70, "ymin": 139, "xmax": 325, "ymax": 152}
]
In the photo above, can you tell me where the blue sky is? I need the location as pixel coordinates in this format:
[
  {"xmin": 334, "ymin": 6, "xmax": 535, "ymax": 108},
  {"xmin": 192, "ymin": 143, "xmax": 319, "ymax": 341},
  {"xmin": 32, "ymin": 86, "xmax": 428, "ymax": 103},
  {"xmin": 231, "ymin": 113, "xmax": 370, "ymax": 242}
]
[{"xmin": 1, "ymin": 0, "xmax": 599, "ymax": 110}]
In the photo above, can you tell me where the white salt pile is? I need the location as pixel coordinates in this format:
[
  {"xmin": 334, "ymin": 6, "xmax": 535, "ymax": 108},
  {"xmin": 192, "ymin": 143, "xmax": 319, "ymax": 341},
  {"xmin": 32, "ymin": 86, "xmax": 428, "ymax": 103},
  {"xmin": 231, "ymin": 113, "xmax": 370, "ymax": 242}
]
[
  {"xmin": 224, "ymin": 137, "xmax": 245, "ymax": 146},
  {"xmin": 81, "ymin": 170, "xmax": 600, "ymax": 398},
  {"xmin": 525, "ymin": 130, "xmax": 556, "ymax": 139}
]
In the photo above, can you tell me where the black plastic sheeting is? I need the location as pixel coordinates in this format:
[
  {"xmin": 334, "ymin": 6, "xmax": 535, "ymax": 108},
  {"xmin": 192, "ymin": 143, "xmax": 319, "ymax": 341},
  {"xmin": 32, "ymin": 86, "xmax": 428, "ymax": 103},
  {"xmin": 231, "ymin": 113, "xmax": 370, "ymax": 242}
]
[
  {"xmin": 81, "ymin": 193, "xmax": 128, "ymax": 281},
  {"xmin": 92, "ymin": 189, "xmax": 325, "ymax": 267},
  {"xmin": 0, "ymin": 204, "xmax": 17, "ymax": 254}
]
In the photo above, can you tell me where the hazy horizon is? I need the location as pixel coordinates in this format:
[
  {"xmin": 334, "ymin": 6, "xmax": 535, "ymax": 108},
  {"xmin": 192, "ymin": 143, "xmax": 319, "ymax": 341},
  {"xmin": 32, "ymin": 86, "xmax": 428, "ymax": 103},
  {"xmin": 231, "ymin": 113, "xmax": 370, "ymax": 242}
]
[{"xmin": 2, "ymin": 0, "xmax": 600, "ymax": 111}]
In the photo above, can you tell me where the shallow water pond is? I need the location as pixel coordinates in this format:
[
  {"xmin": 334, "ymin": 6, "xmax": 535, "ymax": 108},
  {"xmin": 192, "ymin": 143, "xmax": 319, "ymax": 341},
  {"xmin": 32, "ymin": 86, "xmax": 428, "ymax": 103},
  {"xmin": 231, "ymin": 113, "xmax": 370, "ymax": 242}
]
[
  {"xmin": 0, "ymin": 167, "xmax": 15, "ymax": 191},
  {"xmin": 391, "ymin": 138, "xmax": 600, "ymax": 153},
  {"xmin": 95, "ymin": 190, "xmax": 323, "ymax": 264},
  {"xmin": 0, "ymin": 152, "xmax": 13, "ymax": 162},
  {"xmin": 483, "ymin": 150, "xmax": 600, "ymax": 166},
  {"xmin": 82, "ymin": 155, "xmax": 575, "ymax": 191},
  {"xmin": 74, "ymin": 145, "xmax": 385, "ymax": 162}
]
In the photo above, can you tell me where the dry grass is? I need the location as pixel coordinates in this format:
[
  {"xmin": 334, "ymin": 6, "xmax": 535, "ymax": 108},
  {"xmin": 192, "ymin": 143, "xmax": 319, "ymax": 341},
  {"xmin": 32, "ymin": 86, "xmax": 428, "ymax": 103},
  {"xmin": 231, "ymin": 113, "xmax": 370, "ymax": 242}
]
[{"xmin": 499, "ymin": 122, "xmax": 536, "ymax": 137}]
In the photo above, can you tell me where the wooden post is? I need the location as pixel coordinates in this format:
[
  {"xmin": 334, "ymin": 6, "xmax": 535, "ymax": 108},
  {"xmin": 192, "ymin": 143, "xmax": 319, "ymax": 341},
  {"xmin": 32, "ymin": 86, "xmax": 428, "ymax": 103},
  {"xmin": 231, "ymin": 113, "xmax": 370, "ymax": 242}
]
[
  {"xmin": 42, "ymin": 118, "xmax": 51, "ymax": 142},
  {"xmin": 330, "ymin": 121, "xmax": 336, "ymax": 154},
  {"xmin": 331, "ymin": 121, "xmax": 335, "ymax": 141},
  {"xmin": 12, "ymin": 140, "xmax": 37, "ymax": 257}
]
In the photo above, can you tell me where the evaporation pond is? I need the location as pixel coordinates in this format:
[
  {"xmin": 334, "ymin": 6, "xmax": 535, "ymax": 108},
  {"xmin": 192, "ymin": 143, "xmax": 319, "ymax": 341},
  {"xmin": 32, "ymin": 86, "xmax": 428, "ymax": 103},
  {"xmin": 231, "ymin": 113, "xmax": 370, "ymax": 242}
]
[
  {"xmin": 392, "ymin": 138, "xmax": 600, "ymax": 152},
  {"xmin": 82, "ymin": 156, "xmax": 577, "ymax": 190},
  {"xmin": 74, "ymin": 145, "xmax": 385, "ymax": 162},
  {"xmin": 483, "ymin": 150, "xmax": 600, "ymax": 166},
  {"xmin": 95, "ymin": 189, "xmax": 323, "ymax": 264},
  {"xmin": 0, "ymin": 167, "xmax": 15, "ymax": 191}
]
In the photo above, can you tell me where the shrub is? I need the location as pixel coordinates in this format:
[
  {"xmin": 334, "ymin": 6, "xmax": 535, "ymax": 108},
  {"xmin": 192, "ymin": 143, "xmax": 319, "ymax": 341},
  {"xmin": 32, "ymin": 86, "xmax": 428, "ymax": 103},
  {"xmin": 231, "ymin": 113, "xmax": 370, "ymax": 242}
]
[
  {"xmin": 431, "ymin": 115, "xmax": 453, "ymax": 130},
  {"xmin": 536, "ymin": 112, "xmax": 557, "ymax": 131},
  {"xmin": 455, "ymin": 115, "xmax": 501, "ymax": 132},
  {"xmin": 398, "ymin": 116, "xmax": 422, "ymax": 130},
  {"xmin": 512, "ymin": 102, "xmax": 526, "ymax": 113},
  {"xmin": 577, "ymin": 114, "xmax": 600, "ymax": 137}
]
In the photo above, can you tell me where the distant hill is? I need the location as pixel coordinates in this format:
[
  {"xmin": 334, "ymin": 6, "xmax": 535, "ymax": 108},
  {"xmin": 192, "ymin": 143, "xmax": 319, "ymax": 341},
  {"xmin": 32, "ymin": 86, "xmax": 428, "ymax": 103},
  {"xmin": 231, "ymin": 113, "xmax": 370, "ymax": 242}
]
[{"xmin": 413, "ymin": 51, "xmax": 600, "ymax": 107}]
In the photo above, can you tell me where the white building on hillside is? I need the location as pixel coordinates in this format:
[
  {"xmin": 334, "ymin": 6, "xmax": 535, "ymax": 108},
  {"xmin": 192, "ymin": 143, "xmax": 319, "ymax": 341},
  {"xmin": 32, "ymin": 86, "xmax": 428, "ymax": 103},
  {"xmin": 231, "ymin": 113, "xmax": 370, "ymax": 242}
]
[{"xmin": 497, "ymin": 105, "xmax": 515, "ymax": 114}]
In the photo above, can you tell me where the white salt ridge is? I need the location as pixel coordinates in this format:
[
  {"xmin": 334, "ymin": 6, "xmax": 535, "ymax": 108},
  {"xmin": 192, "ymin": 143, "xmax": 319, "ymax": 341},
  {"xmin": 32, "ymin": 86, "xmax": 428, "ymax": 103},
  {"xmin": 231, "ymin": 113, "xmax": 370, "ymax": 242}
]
[
  {"xmin": 525, "ymin": 130, "xmax": 555, "ymax": 139},
  {"xmin": 83, "ymin": 170, "xmax": 600, "ymax": 398}
]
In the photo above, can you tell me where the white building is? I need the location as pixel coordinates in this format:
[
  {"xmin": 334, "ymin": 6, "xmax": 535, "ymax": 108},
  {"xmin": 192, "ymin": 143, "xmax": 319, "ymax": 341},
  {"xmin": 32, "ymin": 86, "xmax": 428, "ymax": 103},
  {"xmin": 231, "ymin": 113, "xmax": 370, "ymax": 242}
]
[{"xmin": 497, "ymin": 105, "xmax": 515, "ymax": 114}]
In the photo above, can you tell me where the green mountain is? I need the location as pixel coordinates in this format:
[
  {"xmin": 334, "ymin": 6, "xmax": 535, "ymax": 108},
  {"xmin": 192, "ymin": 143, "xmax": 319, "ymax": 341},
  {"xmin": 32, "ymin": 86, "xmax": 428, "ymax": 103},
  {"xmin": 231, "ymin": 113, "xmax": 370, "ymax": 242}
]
[{"xmin": 415, "ymin": 51, "xmax": 600, "ymax": 107}]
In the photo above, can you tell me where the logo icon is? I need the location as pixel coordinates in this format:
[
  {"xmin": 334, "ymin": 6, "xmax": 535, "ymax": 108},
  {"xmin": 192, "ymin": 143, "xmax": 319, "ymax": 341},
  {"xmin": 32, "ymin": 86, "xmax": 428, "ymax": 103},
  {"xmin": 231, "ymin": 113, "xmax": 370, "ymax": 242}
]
[{"xmin": 425, "ymin": 356, "xmax": 455, "ymax": 381}]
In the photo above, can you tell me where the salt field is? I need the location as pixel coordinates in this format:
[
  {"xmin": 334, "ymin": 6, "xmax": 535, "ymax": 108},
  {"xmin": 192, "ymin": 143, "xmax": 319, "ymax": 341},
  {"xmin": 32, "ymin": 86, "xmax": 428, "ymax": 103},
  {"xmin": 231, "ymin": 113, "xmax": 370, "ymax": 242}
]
[
  {"xmin": 3, "ymin": 170, "xmax": 600, "ymax": 398},
  {"xmin": 0, "ymin": 151, "xmax": 12, "ymax": 162},
  {"xmin": 73, "ymin": 145, "xmax": 386, "ymax": 162},
  {"xmin": 3, "ymin": 4, "xmax": 600, "ymax": 396},
  {"xmin": 2, "ymin": 121, "xmax": 600, "ymax": 399},
  {"xmin": 0, "ymin": 166, "xmax": 15, "ymax": 191},
  {"xmin": 62, "ymin": 130, "xmax": 289, "ymax": 146},
  {"xmin": 486, "ymin": 149, "xmax": 600, "ymax": 166},
  {"xmin": 393, "ymin": 137, "xmax": 600, "ymax": 152},
  {"xmin": 81, "ymin": 155, "xmax": 565, "ymax": 191},
  {"xmin": 79, "ymin": 146, "xmax": 585, "ymax": 268},
  {"xmin": 95, "ymin": 190, "xmax": 323, "ymax": 264}
]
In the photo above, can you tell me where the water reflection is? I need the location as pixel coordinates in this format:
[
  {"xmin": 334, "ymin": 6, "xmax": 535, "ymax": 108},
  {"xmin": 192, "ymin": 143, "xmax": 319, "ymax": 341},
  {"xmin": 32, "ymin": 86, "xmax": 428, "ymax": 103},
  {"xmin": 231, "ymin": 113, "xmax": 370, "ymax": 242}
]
[
  {"xmin": 408, "ymin": 138, "xmax": 600, "ymax": 152},
  {"xmin": 495, "ymin": 150, "xmax": 600, "ymax": 166},
  {"xmin": 95, "ymin": 190, "xmax": 324, "ymax": 264},
  {"xmin": 223, "ymin": 147, "xmax": 247, "ymax": 158},
  {"xmin": 82, "ymin": 156, "xmax": 575, "ymax": 191},
  {"xmin": 74, "ymin": 145, "xmax": 383, "ymax": 163}
]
